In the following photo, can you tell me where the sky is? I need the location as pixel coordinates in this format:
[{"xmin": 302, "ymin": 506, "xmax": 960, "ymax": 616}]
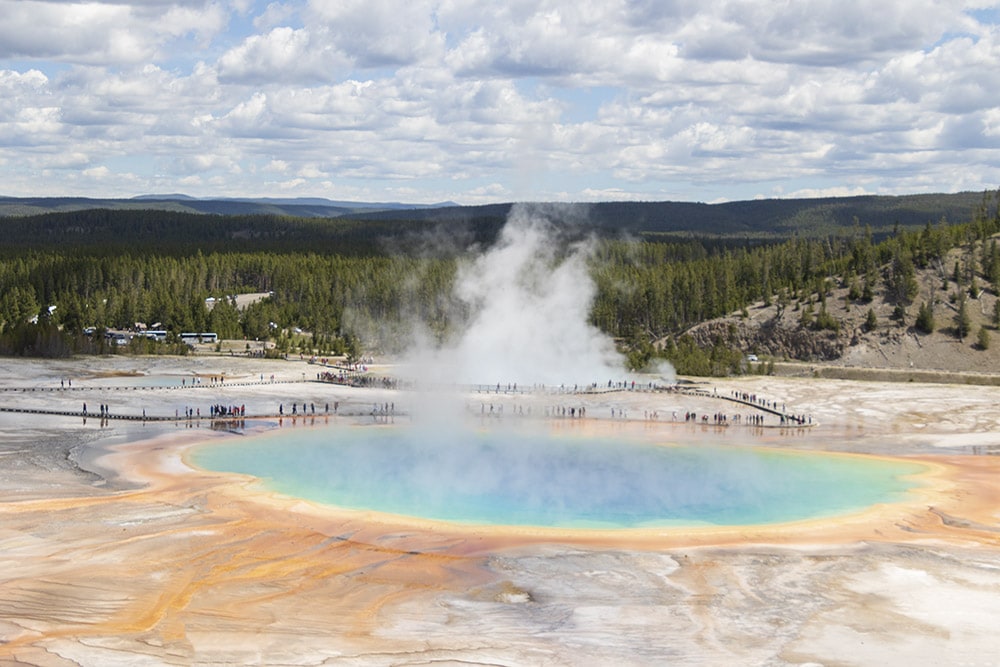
[{"xmin": 2, "ymin": 1, "xmax": 1000, "ymax": 205}]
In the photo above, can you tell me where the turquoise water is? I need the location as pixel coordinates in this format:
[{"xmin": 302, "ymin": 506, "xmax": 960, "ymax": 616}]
[{"xmin": 192, "ymin": 426, "xmax": 925, "ymax": 529}]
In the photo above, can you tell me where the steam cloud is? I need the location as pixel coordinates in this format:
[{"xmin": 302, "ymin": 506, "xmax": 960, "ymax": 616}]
[{"xmin": 403, "ymin": 203, "xmax": 626, "ymax": 386}]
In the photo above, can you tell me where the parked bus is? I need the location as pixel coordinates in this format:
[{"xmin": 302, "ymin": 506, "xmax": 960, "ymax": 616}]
[{"xmin": 181, "ymin": 332, "xmax": 218, "ymax": 344}]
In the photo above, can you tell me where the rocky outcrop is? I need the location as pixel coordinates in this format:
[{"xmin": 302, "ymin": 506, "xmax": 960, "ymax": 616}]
[{"xmin": 683, "ymin": 317, "xmax": 846, "ymax": 361}]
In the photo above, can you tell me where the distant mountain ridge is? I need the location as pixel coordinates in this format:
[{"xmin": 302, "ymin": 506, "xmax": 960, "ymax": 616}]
[
  {"xmin": 130, "ymin": 193, "xmax": 459, "ymax": 209},
  {"xmin": 351, "ymin": 192, "xmax": 992, "ymax": 238},
  {"xmin": 0, "ymin": 195, "xmax": 459, "ymax": 219},
  {"xmin": 0, "ymin": 191, "xmax": 992, "ymax": 239}
]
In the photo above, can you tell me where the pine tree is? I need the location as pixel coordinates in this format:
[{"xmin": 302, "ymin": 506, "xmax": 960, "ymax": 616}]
[
  {"xmin": 955, "ymin": 291, "xmax": 972, "ymax": 340},
  {"xmin": 915, "ymin": 301, "xmax": 935, "ymax": 334},
  {"xmin": 865, "ymin": 308, "xmax": 878, "ymax": 332},
  {"xmin": 886, "ymin": 245, "xmax": 918, "ymax": 305},
  {"xmin": 847, "ymin": 274, "xmax": 862, "ymax": 301},
  {"xmin": 976, "ymin": 326, "xmax": 990, "ymax": 350}
]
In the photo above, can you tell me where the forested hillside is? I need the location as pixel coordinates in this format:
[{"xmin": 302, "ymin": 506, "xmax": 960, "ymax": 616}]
[
  {"xmin": 1, "ymin": 191, "xmax": 998, "ymax": 375},
  {"xmin": 1, "ymin": 191, "xmax": 986, "ymax": 239},
  {"xmin": 354, "ymin": 192, "xmax": 987, "ymax": 239},
  {"xmin": 0, "ymin": 195, "xmax": 454, "ymax": 219}
]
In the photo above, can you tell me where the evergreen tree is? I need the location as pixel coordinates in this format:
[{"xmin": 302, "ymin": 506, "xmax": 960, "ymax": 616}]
[
  {"xmin": 861, "ymin": 273, "xmax": 876, "ymax": 302},
  {"xmin": 915, "ymin": 301, "xmax": 935, "ymax": 334},
  {"xmin": 865, "ymin": 308, "xmax": 878, "ymax": 332},
  {"xmin": 207, "ymin": 297, "xmax": 241, "ymax": 340},
  {"xmin": 955, "ymin": 291, "xmax": 972, "ymax": 340},
  {"xmin": 799, "ymin": 303, "xmax": 814, "ymax": 328},
  {"xmin": 885, "ymin": 245, "xmax": 918, "ymax": 305},
  {"xmin": 976, "ymin": 325, "xmax": 991, "ymax": 350},
  {"xmin": 988, "ymin": 243, "xmax": 1000, "ymax": 294},
  {"xmin": 847, "ymin": 274, "xmax": 862, "ymax": 301},
  {"xmin": 814, "ymin": 304, "xmax": 839, "ymax": 332},
  {"xmin": 970, "ymin": 275, "xmax": 981, "ymax": 299}
]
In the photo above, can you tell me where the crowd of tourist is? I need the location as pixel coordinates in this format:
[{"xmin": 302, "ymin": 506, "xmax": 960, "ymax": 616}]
[{"xmin": 23, "ymin": 358, "xmax": 817, "ymax": 430}]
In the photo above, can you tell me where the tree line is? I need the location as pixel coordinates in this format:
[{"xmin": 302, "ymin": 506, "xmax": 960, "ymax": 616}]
[{"xmin": 1, "ymin": 190, "xmax": 998, "ymax": 372}]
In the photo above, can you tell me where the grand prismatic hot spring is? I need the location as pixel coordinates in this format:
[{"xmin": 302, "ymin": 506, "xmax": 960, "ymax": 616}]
[{"xmin": 191, "ymin": 424, "xmax": 927, "ymax": 529}]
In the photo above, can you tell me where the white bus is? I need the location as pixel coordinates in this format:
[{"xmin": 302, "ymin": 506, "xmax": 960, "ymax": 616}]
[{"xmin": 181, "ymin": 332, "xmax": 218, "ymax": 344}]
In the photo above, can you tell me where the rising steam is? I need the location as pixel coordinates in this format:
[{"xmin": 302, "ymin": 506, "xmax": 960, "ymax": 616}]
[{"xmin": 401, "ymin": 203, "xmax": 626, "ymax": 387}]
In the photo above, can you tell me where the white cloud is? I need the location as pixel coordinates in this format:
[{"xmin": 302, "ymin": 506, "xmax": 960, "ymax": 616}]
[
  {"xmin": 675, "ymin": 0, "xmax": 972, "ymax": 65},
  {"xmin": 0, "ymin": 1, "xmax": 232, "ymax": 65},
  {"xmin": 265, "ymin": 159, "xmax": 290, "ymax": 173},
  {"xmin": 218, "ymin": 91, "xmax": 271, "ymax": 134},
  {"xmin": 781, "ymin": 185, "xmax": 877, "ymax": 199},
  {"xmin": 467, "ymin": 182, "xmax": 509, "ymax": 197},
  {"xmin": 0, "ymin": 68, "xmax": 48, "ymax": 87},
  {"xmin": 253, "ymin": 1, "xmax": 298, "ymax": 30},
  {"xmin": 217, "ymin": 26, "xmax": 348, "ymax": 84},
  {"xmin": 182, "ymin": 153, "xmax": 237, "ymax": 173},
  {"xmin": 82, "ymin": 165, "xmax": 111, "ymax": 179},
  {"xmin": 1, "ymin": 0, "xmax": 999, "ymax": 201},
  {"xmin": 296, "ymin": 165, "xmax": 323, "ymax": 178},
  {"xmin": 984, "ymin": 108, "xmax": 1000, "ymax": 137},
  {"xmin": 0, "ymin": 2, "xmax": 139, "ymax": 62},
  {"xmin": 30, "ymin": 151, "xmax": 91, "ymax": 170},
  {"xmin": 160, "ymin": 3, "xmax": 229, "ymax": 43},
  {"xmin": 307, "ymin": 0, "xmax": 445, "ymax": 67},
  {"xmin": 0, "ymin": 107, "xmax": 62, "ymax": 145},
  {"xmin": 579, "ymin": 187, "xmax": 651, "ymax": 201}
]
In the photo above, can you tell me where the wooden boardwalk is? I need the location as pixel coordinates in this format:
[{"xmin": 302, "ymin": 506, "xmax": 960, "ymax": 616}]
[
  {"xmin": 0, "ymin": 380, "xmax": 810, "ymax": 427},
  {"xmin": 0, "ymin": 378, "xmax": 381, "ymax": 422}
]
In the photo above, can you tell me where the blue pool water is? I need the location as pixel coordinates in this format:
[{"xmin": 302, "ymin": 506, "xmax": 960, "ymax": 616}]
[{"xmin": 192, "ymin": 426, "xmax": 925, "ymax": 529}]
